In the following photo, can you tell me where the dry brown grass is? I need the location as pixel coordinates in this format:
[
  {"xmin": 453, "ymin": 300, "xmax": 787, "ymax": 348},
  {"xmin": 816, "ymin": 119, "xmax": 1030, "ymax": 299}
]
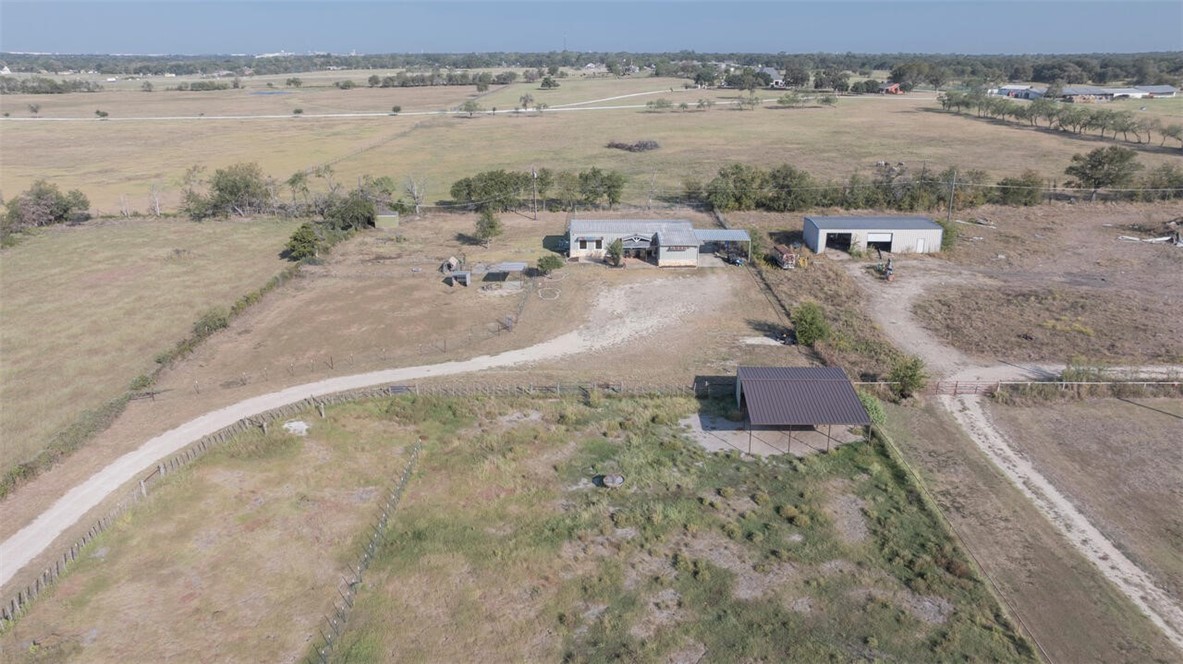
[
  {"xmin": 913, "ymin": 201, "xmax": 1183, "ymax": 365},
  {"xmin": 881, "ymin": 401, "xmax": 1179, "ymax": 663},
  {"xmin": 0, "ymin": 217, "xmax": 300, "ymax": 470},
  {"xmin": 4, "ymin": 78, "xmax": 1180, "ymax": 213},
  {"xmin": 987, "ymin": 398, "xmax": 1183, "ymax": 601},
  {"xmin": 0, "ymin": 403, "xmax": 415, "ymax": 662}
]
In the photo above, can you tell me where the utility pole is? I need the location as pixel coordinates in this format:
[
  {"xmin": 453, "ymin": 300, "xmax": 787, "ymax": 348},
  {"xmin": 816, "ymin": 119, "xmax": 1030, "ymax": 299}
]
[
  {"xmin": 946, "ymin": 168, "xmax": 957, "ymax": 225},
  {"xmin": 531, "ymin": 166, "xmax": 538, "ymax": 220}
]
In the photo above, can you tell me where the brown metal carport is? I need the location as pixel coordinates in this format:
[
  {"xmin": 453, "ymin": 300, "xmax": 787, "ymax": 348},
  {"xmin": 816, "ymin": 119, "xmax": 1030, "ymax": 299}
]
[{"xmin": 736, "ymin": 367, "xmax": 871, "ymax": 454}]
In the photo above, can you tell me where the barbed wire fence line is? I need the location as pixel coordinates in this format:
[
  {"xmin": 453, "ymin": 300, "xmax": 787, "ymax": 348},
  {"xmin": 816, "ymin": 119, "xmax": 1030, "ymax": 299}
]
[{"xmin": 306, "ymin": 439, "xmax": 422, "ymax": 664}]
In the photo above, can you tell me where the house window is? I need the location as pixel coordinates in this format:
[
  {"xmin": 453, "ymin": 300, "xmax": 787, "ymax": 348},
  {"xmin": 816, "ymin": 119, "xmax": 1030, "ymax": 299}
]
[
  {"xmin": 595, "ymin": 239, "xmax": 603, "ymax": 250},
  {"xmin": 579, "ymin": 239, "xmax": 587, "ymax": 250}
]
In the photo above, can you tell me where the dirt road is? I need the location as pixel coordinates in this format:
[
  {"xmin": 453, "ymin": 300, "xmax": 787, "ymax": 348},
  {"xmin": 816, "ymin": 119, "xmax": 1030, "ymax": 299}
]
[
  {"xmin": 844, "ymin": 256, "xmax": 1183, "ymax": 652},
  {"xmin": 0, "ymin": 273, "xmax": 732, "ymax": 590}
]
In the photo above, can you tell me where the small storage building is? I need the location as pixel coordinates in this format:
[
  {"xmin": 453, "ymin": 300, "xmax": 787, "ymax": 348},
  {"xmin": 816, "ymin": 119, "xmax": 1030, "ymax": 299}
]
[{"xmin": 803, "ymin": 216, "xmax": 943, "ymax": 255}]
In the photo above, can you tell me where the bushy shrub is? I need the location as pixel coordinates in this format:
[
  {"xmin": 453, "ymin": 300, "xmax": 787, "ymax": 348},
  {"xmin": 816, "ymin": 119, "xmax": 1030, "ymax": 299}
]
[
  {"xmin": 792, "ymin": 302, "xmax": 830, "ymax": 346},
  {"xmin": 858, "ymin": 390, "xmax": 886, "ymax": 427},
  {"xmin": 192, "ymin": 307, "xmax": 230, "ymax": 337},
  {"xmin": 889, "ymin": 355, "xmax": 928, "ymax": 399}
]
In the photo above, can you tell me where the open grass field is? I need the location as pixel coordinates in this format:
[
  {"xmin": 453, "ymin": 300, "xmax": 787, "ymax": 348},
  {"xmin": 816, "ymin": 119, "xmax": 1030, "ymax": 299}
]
[
  {"xmin": 0, "ymin": 400, "xmax": 416, "ymax": 663},
  {"xmin": 1, "ymin": 394, "xmax": 1035, "ymax": 662},
  {"xmin": 881, "ymin": 401, "xmax": 1180, "ymax": 663},
  {"xmin": 987, "ymin": 398, "xmax": 1183, "ymax": 602},
  {"xmin": 330, "ymin": 395, "xmax": 1033, "ymax": 662},
  {"xmin": 4, "ymin": 76, "xmax": 1180, "ymax": 214},
  {"xmin": 0, "ymin": 217, "xmax": 300, "ymax": 470}
]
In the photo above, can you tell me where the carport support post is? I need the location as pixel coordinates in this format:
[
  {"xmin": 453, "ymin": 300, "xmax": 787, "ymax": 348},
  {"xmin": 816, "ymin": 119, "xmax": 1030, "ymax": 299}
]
[{"xmin": 827, "ymin": 424, "xmax": 832, "ymax": 452}]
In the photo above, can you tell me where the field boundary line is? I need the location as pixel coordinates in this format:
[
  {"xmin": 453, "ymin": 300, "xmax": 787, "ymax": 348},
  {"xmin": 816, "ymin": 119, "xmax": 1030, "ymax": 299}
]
[
  {"xmin": 307, "ymin": 438, "xmax": 423, "ymax": 663},
  {"xmin": 872, "ymin": 424, "xmax": 1053, "ymax": 663},
  {"xmin": 942, "ymin": 394, "xmax": 1183, "ymax": 653}
]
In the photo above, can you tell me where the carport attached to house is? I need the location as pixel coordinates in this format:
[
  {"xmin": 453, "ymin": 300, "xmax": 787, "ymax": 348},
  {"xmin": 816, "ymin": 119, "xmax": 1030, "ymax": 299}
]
[
  {"xmin": 735, "ymin": 366, "xmax": 871, "ymax": 454},
  {"xmin": 804, "ymin": 216, "xmax": 943, "ymax": 255},
  {"xmin": 694, "ymin": 228, "xmax": 752, "ymax": 260}
]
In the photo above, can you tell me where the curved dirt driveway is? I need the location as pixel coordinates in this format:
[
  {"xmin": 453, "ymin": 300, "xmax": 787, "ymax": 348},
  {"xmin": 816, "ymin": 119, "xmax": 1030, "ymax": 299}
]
[
  {"xmin": 0, "ymin": 274, "xmax": 730, "ymax": 589},
  {"xmin": 843, "ymin": 257, "xmax": 1183, "ymax": 651}
]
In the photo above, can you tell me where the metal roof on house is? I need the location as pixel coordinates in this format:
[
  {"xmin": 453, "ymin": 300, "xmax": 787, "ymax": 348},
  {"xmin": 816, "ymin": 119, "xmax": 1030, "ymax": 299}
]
[
  {"xmin": 569, "ymin": 219, "xmax": 693, "ymax": 235},
  {"xmin": 760, "ymin": 67, "xmax": 782, "ymax": 80},
  {"xmin": 1135, "ymin": 85, "xmax": 1178, "ymax": 94},
  {"xmin": 694, "ymin": 229, "xmax": 751, "ymax": 243},
  {"xmin": 737, "ymin": 367, "xmax": 870, "ymax": 427},
  {"xmin": 805, "ymin": 216, "xmax": 941, "ymax": 231},
  {"xmin": 658, "ymin": 228, "xmax": 700, "ymax": 247}
]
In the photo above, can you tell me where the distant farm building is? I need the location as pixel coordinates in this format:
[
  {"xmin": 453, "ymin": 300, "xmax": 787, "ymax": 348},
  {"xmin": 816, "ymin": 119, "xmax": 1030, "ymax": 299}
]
[
  {"xmin": 804, "ymin": 216, "xmax": 943, "ymax": 255},
  {"xmin": 879, "ymin": 82, "xmax": 903, "ymax": 94},
  {"xmin": 760, "ymin": 67, "xmax": 785, "ymax": 88},
  {"xmin": 1135, "ymin": 85, "xmax": 1178, "ymax": 98},
  {"xmin": 567, "ymin": 220, "xmax": 750, "ymax": 267},
  {"xmin": 735, "ymin": 366, "xmax": 871, "ymax": 453}
]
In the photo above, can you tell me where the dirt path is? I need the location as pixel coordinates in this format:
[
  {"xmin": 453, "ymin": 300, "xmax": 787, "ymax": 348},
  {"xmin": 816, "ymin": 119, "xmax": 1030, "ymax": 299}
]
[
  {"xmin": 842, "ymin": 255, "xmax": 1183, "ymax": 653},
  {"xmin": 944, "ymin": 394, "xmax": 1183, "ymax": 650},
  {"xmin": 0, "ymin": 274, "xmax": 732, "ymax": 590}
]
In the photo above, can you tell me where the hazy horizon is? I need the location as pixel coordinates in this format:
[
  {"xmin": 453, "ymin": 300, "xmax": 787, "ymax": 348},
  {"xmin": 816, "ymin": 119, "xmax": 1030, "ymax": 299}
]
[{"xmin": 1, "ymin": 1, "xmax": 1181, "ymax": 57}]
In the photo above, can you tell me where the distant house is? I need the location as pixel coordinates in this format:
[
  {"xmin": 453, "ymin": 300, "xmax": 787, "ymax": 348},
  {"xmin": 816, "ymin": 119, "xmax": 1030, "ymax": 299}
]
[
  {"xmin": 878, "ymin": 82, "xmax": 903, "ymax": 94},
  {"xmin": 760, "ymin": 67, "xmax": 785, "ymax": 88},
  {"xmin": 994, "ymin": 84, "xmax": 1032, "ymax": 97},
  {"xmin": 1135, "ymin": 85, "xmax": 1178, "ymax": 98}
]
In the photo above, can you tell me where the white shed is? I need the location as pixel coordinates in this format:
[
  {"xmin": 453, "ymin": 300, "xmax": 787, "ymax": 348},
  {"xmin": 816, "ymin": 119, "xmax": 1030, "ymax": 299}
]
[{"xmin": 803, "ymin": 216, "xmax": 943, "ymax": 255}]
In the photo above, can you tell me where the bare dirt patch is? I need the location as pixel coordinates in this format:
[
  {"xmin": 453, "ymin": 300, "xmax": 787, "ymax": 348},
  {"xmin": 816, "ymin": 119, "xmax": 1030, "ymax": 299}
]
[
  {"xmin": 824, "ymin": 481, "xmax": 870, "ymax": 546},
  {"xmin": 917, "ymin": 202, "xmax": 1183, "ymax": 365}
]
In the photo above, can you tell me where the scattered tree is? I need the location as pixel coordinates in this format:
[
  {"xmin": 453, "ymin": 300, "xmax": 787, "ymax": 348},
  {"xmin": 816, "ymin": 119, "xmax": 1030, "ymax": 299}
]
[
  {"xmin": 293, "ymin": 108, "xmax": 303, "ymax": 115},
  {"xmin": 141, "ymin": 81, "xmax": 154, "ymax": 92},
  {"xmin": 1065, "ymin": 146, "xmax": 1142, "ymax": 200},
  {"xmin": 474, "ymin": 209, "xmax": 503, "ymax": 247},
  {"xmin": 540, "ymin": 76, "xmax": 560, "ymax": 89},
  {"xmin": 459, "ymin": 99, "xmax": 483, "ymax": 117},
  {"xmin": 404, "ymin": 174, "xmax": 428, "ymax": 216},
  {"xmin": 27, "ymin": 103, "xmax": 40, "ymax": 115},
  {"xmin": 2, "ymin": 179, "xmax": 90, "ymax": 234},
  {"xmin": 94, "ymin": 109, "xmax": 109, "ymax": 118},
  {"xmin": 285, "ymin": 77, "xmax": 302, "ymax": 88},
  {"xmin": 519, "ymin": 93, "xmax": 534, "ymax": 111}
]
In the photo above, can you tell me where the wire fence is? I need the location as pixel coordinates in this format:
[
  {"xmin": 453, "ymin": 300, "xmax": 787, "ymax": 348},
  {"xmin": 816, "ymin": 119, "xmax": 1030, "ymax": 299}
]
[
  {"xmin": 4, "ymin": 370, "xmax": 1178, "ymax": 628},
  {"xmin": 306, "ymin": 439, "xmax": 422, "ymax": 664}
]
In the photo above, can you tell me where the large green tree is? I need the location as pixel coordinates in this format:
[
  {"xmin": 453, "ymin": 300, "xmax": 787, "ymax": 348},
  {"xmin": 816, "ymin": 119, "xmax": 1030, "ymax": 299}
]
[{"xmin": 1065, "ymin": 146, "xmax": 1143, "ymax": 200}]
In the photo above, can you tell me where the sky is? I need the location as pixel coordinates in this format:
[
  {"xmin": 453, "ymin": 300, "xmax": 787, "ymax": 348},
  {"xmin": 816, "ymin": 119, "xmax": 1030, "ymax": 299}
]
[{"xmin": 1, "ymin": 1, "xmax": 1180, "ymax": 56}]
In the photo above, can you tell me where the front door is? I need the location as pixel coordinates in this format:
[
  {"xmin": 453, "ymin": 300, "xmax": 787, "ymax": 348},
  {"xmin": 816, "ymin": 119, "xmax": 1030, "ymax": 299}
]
[{"xmin": 915, "ymin": 238, "xmax": 926, "ymax": 253}]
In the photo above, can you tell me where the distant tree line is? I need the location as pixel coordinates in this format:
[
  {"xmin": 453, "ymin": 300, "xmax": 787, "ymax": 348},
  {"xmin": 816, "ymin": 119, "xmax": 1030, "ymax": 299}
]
[
  {"xmin": 3, "ymin": 51, "xmax": 1177, "ymax": 87},
  {"xmin": 0, "ymin": 76, "xmax": 103, "ymax": 94},
  {"xmin": 937, "ymin": 91, "xmax": 1183, "ymax": 149},
  {"xmin": 449, "ymin": 167, "xmax": 627, "ymax": 212},
  {"xmin": 690, "ymin": 151, "xmax": 1182, "ymax": 214}
]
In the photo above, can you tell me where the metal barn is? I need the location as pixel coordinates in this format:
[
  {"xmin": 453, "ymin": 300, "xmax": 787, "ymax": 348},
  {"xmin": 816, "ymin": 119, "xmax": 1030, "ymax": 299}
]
[{"xmin": 803, "ymin": 216, "xmax": 943, "ymax": 255}]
